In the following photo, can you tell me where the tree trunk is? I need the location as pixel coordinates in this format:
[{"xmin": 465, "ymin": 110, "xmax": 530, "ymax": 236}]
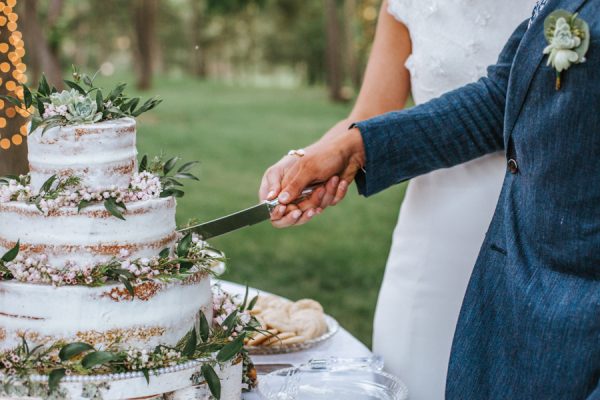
[
  {"xmin": 190, "ymin": 0, "xmax": 207, "ymax": 78},
  {"xmin": 0, "ymin": 2, "xmax": 29, "ymax": 175},
  {"xmin": 324, "ymin": 0, "xmax": 344, "ymax": 102},
  {"xmin": 133, "ymin": 0, "xmax": 157, "ymax": 90},
  {"xmin": 344, "ymin": 0, "xmax": 361, "ymax": 89},
  {"xmin": 20, "ymin": 0, "xmax": 63, "ymax": 89}
]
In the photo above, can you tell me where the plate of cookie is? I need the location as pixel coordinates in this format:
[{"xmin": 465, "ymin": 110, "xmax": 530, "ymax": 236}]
[{"xmin": 244, "ymin": 295, "xmax": 339, "ymax": 355}]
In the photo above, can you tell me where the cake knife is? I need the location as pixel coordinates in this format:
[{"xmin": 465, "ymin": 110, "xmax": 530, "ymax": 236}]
[{"xmin": 178, "ymin": 187, "xmax": 316, "ymax": 240}]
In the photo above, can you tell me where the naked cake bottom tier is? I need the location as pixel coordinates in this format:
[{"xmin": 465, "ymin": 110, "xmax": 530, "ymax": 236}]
[{"xmin": 0, "ymin": 270, "xmax": 216, "ymax": 352}]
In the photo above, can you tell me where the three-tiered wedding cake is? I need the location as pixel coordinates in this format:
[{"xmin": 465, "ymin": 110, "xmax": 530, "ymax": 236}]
[{"xmin": 0, "ymin": 78, "xmax": 255, "ymax": 399}]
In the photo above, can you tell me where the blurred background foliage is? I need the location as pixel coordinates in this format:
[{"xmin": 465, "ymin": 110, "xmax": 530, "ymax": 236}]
[
  {"xmin": 0, "ymin": 0, "xmax": 411, "ymax": 346},
  {"xmin": 18, "ymin": 0, "xmax": 380, "ymax": 96}
]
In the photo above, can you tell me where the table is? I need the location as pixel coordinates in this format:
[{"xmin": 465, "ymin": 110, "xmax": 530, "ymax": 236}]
[{"xmin": 215, "ymin": 280, "xmax": 373, "ymax": 400}]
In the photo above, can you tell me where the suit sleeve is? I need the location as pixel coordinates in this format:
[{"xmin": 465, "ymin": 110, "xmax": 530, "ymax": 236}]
[{"xmin": 354, "ymin": 19, "xmax": 529, "ymax": 197}]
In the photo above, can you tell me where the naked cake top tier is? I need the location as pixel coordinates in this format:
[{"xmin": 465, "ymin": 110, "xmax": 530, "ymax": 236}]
[{"xmin": 28, "ymin": 117, "xmax": 138, "ymax": 192}]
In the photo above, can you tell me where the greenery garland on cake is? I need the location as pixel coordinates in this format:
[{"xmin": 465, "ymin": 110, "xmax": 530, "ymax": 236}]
[
  {"xmin": 0, "ymin": 66, "xmax": 162, "ymax": 134},
  {"xmin": 0, "ymin": 154, "xmax": 198, "ymax": 219},
  {"xmin": 0, "ymin": 232, "xmax": 221, "ymax": 295},
  {"xmin": 0, "ymin": 287, "xmax": 260, "ymax": 399}
]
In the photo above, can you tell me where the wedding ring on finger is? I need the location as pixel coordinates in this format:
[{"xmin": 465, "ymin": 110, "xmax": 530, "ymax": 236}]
[{"xmin": 287, "ymin": 148, "xmax": 305, "ymax": 158}]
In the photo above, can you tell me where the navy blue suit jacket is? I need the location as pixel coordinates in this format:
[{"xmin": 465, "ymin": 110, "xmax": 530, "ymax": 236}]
[{"xmin": 354, "ymin": 0, "xmax": 600, "ymax": 398}]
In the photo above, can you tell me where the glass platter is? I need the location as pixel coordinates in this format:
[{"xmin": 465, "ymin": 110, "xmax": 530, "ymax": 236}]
[{"xmin": 257, "ymin": 363, "xmax": 408, "ymax": 400}]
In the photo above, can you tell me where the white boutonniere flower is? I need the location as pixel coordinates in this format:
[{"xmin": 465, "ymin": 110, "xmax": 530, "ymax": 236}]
[{"xmin": 543, "ymin": 10, "xmax": 590, "ymax": 90}]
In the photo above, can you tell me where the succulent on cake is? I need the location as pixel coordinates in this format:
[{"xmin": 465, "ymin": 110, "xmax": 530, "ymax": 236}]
[{"xmin": 1, "ymin": 66, "xmax": 162, "ymax": 134}]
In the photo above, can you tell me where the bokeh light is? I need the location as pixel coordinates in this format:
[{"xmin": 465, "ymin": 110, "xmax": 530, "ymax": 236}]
[{"xmin": 0, "ymin": 0, "xmax": 27, "ymax": 152}]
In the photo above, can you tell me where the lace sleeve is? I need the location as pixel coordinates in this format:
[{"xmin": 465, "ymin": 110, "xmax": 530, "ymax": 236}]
[{"xmin": 387, "ymin": 0, "xmax": 409, "ymax": 25}]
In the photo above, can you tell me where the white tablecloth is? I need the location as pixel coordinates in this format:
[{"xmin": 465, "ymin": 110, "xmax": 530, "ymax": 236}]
[{"xmin": 215, "ymin": 280, "xmax": 372, "ymax": 400}]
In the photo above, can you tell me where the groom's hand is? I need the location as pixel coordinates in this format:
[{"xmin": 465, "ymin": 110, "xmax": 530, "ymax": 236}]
[{"xmin": 259, "ymin": 126, "xmax": 366, "ymax": 227}]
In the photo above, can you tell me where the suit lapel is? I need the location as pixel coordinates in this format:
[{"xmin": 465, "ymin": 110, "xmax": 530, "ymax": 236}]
[{"xmin": 504, "ymin": 0, "xmax": 590, "ymax": 147}]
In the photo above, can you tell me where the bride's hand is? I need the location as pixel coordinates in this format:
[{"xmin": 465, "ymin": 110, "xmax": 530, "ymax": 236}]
[{"xmin": 259, "ymin": 125, "xmax": 365, "ymax": 227}]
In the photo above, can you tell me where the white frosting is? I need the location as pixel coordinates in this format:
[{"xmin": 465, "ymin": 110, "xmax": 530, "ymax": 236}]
[
  {"xmin": 0, "ymin": 271, "xmax": 216, "ymax": 351},
  {"xmin": 0, "ymin": 197, "xmax": 177, "ymax": 268},
  {"xmin": 27, "ymin": 118, "xmax": 138, "ymax": 192}
]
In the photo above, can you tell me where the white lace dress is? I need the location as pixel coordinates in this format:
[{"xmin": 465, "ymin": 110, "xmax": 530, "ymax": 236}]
[{"xmin": 373, "ymin": 1, "xmax": 536, "ymax": 399}]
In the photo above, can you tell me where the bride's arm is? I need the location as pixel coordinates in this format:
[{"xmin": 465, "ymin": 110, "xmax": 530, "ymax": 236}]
[
  {"xmin": 334, "ymin": 0, "xmax": 412, "ymax": 127},
  {"xmin": 260, "ymin": 1, "xmax": 412, "ymax": 226}
]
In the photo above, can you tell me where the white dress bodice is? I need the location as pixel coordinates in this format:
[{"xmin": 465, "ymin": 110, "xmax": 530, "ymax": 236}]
[
  {"xmin": 388, "ymin": 0, "xmax": 534, "ymax": 103},
  {"xmin": 373, "ymin": 1, "xmax": 536, "ymax": 399}
]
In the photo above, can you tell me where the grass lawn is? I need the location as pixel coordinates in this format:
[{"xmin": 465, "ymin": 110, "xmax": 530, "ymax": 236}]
[{"xmin": 99, "ymin": 76, "xmax": 407, "ymax": 347}]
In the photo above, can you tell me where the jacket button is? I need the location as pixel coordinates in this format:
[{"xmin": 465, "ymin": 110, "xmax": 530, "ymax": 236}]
[{"xmin": 507, "ymin": 159, "xmax": 518, "ymax": 174}]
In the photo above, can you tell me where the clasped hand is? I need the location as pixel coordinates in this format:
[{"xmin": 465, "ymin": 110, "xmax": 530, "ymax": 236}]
[{"xmin": 258, "ymin": 125, "xmax": 366, "ymax": 228}]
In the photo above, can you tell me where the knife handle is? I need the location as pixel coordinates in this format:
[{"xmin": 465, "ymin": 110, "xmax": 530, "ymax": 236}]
[{"xmin": 265, "ymin": 185, "xmax": 319, "ymax": 211}]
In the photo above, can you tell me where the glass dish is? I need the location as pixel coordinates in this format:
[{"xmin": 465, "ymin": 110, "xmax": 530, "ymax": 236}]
[{"xmin": 257, "ymin": 358, "xmax": 408, "ymax": 400}]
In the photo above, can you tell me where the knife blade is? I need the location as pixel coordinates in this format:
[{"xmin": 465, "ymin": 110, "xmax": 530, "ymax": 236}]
[{"xmin": 178, "ymin": 187, "xmax": 316, "ymax": 239}]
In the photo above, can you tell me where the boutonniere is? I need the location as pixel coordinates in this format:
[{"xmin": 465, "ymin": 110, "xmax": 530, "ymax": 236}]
[{"xmin": 543, "ymin": 10, "xmax": 590, "ymax": 90}]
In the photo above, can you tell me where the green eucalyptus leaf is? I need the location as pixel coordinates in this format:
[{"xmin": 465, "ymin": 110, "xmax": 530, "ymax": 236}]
[
  {"xmin": 177, "ymin": 161, "xmax": 199, "ymax": 173},
  {"xmin": 104, "ymin": 198, "xmax": 126, "ymax": 220},
  {"xmin": 95, "ymin": 89, "xmax": 103, "ymax": 111},
  {"xmin": 64, "ymin": 80, "xmax": 86, "ymax": 95},
  {"xmin": 108, "ymin": 83, "xmax": 127, "ymax": 101},
  {"xmin": 77, "ymin": 200, "xmax": 92, "ymax": 212},
  {"xmin": 48, "ymin": 368, "xmax": 66, "ymax": 393},
  {"xmin": 36, "ymin": 97, "xmax": 46, "ymax": 120},
  {"xmin": 216, "ymin": 336, "xmax": 244, "ymax": 363},
  {"xmin": 182, "ymin": 328, "xmax": 197, "ymax": 357},
  {"xmin": 30, "ymin": 117, "xmax": 41, "ymax": 133},
  {"xmin": 21, "ymin": 335, "xmax": 29, "ymax": 355},
  {"xmin": 199, "ymin": 312, "xmax": 210, "ymax": 342},
  {"xmin": 158, "ymin": 247, "xmax": 170, "ymax": 258},
  {"xmin": 59, "ymin": 342, "xmax": 94, "ymax": 361},
  {"xmin": 40, "ymin": 175, "xmax": 57, "ymax": 193},
  {"xmin": 177, "ymin": 232, "xmax": 193, "ymax": 258},
  {"xmin": 128, "ymin": 97, "xmax": 140, "ymax": 112},
  {"xmin": 38, "ymin": 74, "xmax": 50, "ymax": 96},
  {"xmin": 1, "ymin": 240, "xmax": 19, "ymax": 262},
  {"xmin": 247, "ymin": 295, "xmax": 259, "ymax": 311},
  {"xmin": 161, "ymin": 188, "xmax": 185, "ymax": 198},
  {"xmin": 112, "ymin": 268, "xmax": 134, "ymax": 279},
  {"xmin": 174, "ymin": 172, "xmax": 199, "ymax": 181},
  {"xmin": 118, "ymin": 275, "xmax": 135, "ymax": 298},
  {"xmin": 163, "ymin": 157, "xmax": 179, "ymax": 175},
  {"xmin": 201, "ymin": 364, "xmax": 221, "ymax": 399},
  {"xmin": 142, "ymin": 368, "xmax": 150, "ymax": 384},
  {"xmin": 165, "ymin": 177, "xmax": 183, "ymax": 187},
  {"xmin": 23, "ymin": 85, "xmax": 33, "ymax": 109},
  {"xmin": 81, "ymin": 351, "xmax": 119, "ymax": 369},
  {"xmin": 139, "ymin": 155, "xmax": 148, "ymax": 172},
  {"xmin": 241, "ymin": 285, "xmax": 249, "ymax": 311},
  {"xmin": 222, "ymin": 310, "xmax": 238, "ymax": 331}
]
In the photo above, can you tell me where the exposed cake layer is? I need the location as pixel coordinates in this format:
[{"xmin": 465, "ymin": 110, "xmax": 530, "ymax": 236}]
[
  {"xmin": 0, "ymin": 271, "xmax": 216, "ymax": 351},
  {"xmin": 28, "ymin": 117, "xmax": 137, "ymax": 192},
  {"xmin": 0, "ymin": 197, "xmax": 177, "ymax": 268}
]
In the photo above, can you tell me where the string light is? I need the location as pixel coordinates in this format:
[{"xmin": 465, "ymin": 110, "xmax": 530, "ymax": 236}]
[{"xmin": 0, "ymin": 0, "xmax": 27, "ymax": 152}]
